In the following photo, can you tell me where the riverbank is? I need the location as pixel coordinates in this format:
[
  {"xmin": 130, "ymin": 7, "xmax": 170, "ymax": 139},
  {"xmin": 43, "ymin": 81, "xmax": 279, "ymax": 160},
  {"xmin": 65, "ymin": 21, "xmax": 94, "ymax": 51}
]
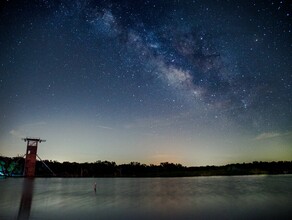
[{"xmin": 1, "ymin": 156, "xmax": 291, "ymax": 177}]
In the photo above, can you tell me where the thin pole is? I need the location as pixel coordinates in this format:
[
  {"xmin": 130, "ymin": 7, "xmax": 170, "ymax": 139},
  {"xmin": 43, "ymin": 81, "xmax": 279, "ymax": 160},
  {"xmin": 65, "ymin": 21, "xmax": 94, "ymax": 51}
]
[{"xmin": 36, "ymin": 154, "xmax": 56, "ymax": 176}]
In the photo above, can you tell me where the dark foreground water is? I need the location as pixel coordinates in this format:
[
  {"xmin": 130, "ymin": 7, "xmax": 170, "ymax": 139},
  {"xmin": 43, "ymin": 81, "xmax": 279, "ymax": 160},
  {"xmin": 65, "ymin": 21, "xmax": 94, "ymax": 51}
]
[{"xmin": 1, "ymin": 175, "xmax": 292, "ymax": 220}]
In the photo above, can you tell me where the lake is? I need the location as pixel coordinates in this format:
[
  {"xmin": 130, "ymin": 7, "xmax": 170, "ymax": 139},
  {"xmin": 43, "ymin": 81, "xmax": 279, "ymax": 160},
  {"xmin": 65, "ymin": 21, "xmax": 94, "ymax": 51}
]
[{"xmin": 1, "ymin": 175, "xmax": 292, "ymax": 219}]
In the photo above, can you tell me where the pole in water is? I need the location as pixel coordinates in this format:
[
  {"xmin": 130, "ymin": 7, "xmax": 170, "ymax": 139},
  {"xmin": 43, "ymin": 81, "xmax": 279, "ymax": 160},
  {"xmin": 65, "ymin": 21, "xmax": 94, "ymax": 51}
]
[{"xmin": 94, "ymin": 182, "xmax": 96, "ymax": 193}]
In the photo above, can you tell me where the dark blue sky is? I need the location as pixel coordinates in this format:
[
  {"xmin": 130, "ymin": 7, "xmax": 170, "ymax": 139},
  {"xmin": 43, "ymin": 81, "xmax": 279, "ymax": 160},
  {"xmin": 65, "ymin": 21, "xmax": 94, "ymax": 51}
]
[{"xmin": 0, "ymin": 0, "xmax": 291, "ymax": 165}]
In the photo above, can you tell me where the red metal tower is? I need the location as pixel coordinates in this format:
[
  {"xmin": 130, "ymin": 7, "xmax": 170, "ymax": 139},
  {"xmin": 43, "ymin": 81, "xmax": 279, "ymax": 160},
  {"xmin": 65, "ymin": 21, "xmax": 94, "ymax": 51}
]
[{"xmin": 23, "ymin": 138, "xmax": 46, "ymax": 177}]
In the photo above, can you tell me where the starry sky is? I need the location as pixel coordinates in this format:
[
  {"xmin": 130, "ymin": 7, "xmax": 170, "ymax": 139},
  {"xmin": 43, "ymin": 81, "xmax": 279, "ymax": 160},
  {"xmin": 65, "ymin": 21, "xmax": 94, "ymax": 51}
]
[{"xmin": 0, "ymin": 0, "xmax": 291, "ymax": 166}]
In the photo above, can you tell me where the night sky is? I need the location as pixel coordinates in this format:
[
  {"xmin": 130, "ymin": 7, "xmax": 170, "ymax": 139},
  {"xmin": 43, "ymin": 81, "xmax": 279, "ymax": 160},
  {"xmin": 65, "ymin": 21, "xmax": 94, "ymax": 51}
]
[{"xmin": 0, "ymin": 0, "xmax": 291, "ymax": 166}]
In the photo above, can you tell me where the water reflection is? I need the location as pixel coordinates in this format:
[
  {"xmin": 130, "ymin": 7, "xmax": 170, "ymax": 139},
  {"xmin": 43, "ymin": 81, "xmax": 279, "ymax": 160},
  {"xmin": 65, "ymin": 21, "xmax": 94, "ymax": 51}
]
[
  {"xmin": 17, "ymin": 178, "xmax": 34, "ymax": 220},
  {"xmin": 0, "ymin": 176, "xmax": 291, "ymax": 219}
]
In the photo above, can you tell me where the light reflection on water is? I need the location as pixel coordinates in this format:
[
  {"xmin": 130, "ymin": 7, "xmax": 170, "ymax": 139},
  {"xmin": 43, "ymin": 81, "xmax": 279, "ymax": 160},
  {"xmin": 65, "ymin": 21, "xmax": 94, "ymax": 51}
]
[{"xmin": 1, "ymin": 175, "xmax": 292, "ymax": 219}]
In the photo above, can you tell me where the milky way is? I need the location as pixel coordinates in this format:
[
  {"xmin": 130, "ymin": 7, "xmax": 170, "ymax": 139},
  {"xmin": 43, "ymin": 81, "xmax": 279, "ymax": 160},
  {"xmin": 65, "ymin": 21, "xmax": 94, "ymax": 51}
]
[{"xmin": 0, "ymin": 0, "xmax": 291, "ymax": 165}]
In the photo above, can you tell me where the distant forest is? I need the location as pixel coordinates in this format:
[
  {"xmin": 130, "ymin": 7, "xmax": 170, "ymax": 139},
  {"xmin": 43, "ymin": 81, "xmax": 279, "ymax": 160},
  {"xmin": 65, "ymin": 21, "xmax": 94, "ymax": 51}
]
[{"xmin": 1, "ymin": 156, "xmax": 292, "ymax": 177}]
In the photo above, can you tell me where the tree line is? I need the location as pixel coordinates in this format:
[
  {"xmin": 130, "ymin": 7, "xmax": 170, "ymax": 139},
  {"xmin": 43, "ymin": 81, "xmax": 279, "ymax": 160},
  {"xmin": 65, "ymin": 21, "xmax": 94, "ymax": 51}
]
[{"xmin": 0, "ymin": 156, "xmax": 292, "ymax": 177}]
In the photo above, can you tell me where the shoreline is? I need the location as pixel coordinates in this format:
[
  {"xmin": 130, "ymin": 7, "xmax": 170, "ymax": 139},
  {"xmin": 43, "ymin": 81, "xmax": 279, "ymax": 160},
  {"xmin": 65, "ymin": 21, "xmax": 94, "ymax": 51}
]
[{"xmin": 1, "ymin": 156, "xmax": 291, "ymax": 178}]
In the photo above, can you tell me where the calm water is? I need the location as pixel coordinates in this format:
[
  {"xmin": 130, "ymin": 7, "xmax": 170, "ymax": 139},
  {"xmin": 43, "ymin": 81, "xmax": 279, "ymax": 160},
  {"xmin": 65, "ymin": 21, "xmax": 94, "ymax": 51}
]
[{"xmin": 1, "ymin": 175, "xmax": 292, "ymax": 219}]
